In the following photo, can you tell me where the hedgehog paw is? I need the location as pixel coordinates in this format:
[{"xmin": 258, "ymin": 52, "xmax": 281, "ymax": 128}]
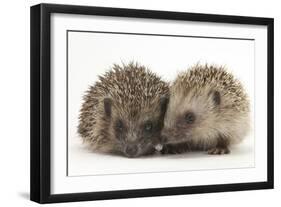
[
  {"xmin": 161, "ymin": 145, "xmax": 177, "ymax": 154},
  {"xmin": 161, "ymin": 144, "xmax": 189, "ymax": 154},
  {"xmin": 207, "ymin": 147, "xmax": 230, "ymax": 155}
]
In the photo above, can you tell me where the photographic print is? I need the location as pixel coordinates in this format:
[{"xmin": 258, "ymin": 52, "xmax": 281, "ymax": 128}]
[
  {"xmin": 67, "ymin": 31, "xmax": 255, "ymax": 176},
  {"xmin": 30, "ymin": 3, "xmax": 273, "ymax": 203}
]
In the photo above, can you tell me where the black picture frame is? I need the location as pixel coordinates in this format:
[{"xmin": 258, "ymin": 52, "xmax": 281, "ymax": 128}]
[{"xmin": 30, "ymin": 3, "xmax": 274, "ymax": 204}]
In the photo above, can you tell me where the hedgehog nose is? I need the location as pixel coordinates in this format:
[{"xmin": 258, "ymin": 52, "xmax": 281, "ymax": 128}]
[{"xmin": 125, "ymin": 145, "xmax": 138, "ymax": 158}]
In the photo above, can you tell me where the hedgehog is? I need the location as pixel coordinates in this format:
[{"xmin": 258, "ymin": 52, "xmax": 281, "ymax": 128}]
[
  {"xmin": 160, "ymin": 64, "xmax": 250, "ymax": 155},
  {"xmin": 78, "ymin": 62, "xmax": 169, "ymax": 158}
]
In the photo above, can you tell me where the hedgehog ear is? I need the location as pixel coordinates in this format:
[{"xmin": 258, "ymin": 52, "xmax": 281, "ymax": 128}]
[
  {"xmin": 160, "ymin": 95, "xmax": 169, "ymax": 117},
  {"xmin": 103, "ymin": 97, "xmax": 112, "ymax": 117},
  {"xmin": 211, "ymin": 91, "xmax": 221, "ymax": 106}
]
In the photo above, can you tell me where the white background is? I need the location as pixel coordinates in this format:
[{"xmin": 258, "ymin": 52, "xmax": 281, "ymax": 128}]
[
  {"xmin": 0, "ymin": 0, "xmax": 279, "ymax": 206},
  {"xmin": 67, "ymin": 29, "xmax": 255, "ymax": 176}
]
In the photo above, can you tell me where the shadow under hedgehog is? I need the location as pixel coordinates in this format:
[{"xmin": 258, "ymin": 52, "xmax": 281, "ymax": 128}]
[
  {"xmin": 78, "ymin": 62, "xmax": 169, "ymax": 158},
  {"xmin": 160, "ymin": 64, "xmax": 250, "ymax": 155}
]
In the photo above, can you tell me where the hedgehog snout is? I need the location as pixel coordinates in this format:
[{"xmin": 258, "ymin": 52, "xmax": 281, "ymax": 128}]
[
  {"xmin": 124, "ymin": 145, "xmax": 138, "ymax": 158},
  {"xmin": 161, "ymin": 126, "xmax": 187, "ymax": 144},
  {"xmin": 161, "ymin": 128, "xmax": 174, "ymax": 143}
]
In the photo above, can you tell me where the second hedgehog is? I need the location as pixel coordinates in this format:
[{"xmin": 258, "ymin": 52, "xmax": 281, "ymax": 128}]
[
  {"xmin": 78, "ymin": 63, "xmax": 169, "ymax": 158},
  {"xmin": 161, "ymin": 65, "xmax": 250, "ymax": 155}
]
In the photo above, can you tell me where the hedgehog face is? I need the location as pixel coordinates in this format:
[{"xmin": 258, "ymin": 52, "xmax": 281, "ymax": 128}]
[
  {"xmin": 112, "ymin": 117, "xmax": 162, "ymax": 158},
  {"xmin": 104, "ymin": 97, "xmax": 169, "ymax": 158},
  {"xmin": 161, "ymin": 89, "xmax": 221, "ymax": 145}
]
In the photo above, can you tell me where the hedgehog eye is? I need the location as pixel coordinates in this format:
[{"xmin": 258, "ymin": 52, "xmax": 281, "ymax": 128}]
[
  {"xmin": 185, "ymin": 112, "xmax": 196, "ymax": 124},
  {"xmin": 115, "ymin": 120, "xmax": 124, "ymax": 131},
  {"xmin": 144, "ymin": 121, "xmax": 153, "ymax": 132}
]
